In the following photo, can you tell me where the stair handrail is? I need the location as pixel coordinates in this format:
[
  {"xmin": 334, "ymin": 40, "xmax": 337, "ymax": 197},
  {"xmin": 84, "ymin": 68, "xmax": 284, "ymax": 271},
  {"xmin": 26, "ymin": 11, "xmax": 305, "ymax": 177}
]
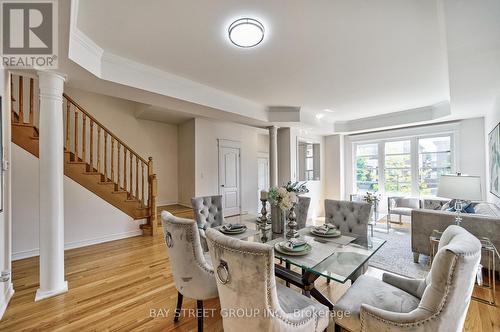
[
  {"xmin": 63, "ymin": 93, "xmax": 148, "ymax": 164},
  {"xmin": 11, "ymin": 73, "xmax": 157, "ymax": 234}
]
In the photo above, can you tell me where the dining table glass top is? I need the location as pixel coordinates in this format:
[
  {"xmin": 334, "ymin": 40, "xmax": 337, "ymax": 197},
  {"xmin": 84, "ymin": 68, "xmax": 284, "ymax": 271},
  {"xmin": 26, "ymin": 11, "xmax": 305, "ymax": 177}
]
[{"xmin": 222, "ymin": 215, "xmax": 386, "ymax": 284}]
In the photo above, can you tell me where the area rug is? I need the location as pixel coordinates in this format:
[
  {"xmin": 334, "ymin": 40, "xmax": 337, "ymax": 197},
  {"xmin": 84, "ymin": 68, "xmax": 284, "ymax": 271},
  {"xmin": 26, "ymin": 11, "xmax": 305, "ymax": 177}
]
[{"xmin": 369, "ymin": 224, "xmax": 430, "ymax": 279}]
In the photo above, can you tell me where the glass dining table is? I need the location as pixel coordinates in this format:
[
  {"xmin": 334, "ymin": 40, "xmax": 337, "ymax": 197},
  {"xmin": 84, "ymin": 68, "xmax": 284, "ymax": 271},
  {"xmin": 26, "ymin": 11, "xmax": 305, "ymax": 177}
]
[{"xmin": 219, "ymin": 215, "xmax": 386, "ymax": 310}]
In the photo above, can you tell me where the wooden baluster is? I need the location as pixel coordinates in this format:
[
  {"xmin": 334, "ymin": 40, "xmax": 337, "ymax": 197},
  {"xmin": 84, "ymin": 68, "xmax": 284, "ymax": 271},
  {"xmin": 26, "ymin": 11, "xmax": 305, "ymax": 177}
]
[
  {"xmin": 147, "ymin": 157, "xmax": 153, "ymax": 206},
  {"xmin": 97, "ymin": 127, "xmax": 102, "ymax": 173},
  {"xmin": 82, "ymin": 114, "xmax": 86, "ymax": 163},
  {"xmin": 89, "ymin": 120, "xmax": 94, "ymax": 169},
  {"xmin": 18, "ymin": 76, "xmax": 24, "ymax": 123},
  {"xmin": 65, "ymin": 101, "xmax": 70, "ymax": 149},
  {"xmin": 111, "ymin": 138, "xmax": 115, "ymax": 183},
  {"xmin": 29, "ymin": 78, "xmax": 34, "ymax": 125},
  {"xmin": 10, "ymin": 76, "xmax": 15, "ymax": 115},
  {"xmin": 123, "ymin": 148, "xmax": 127, "ymax": 192},
  {"xmin": 129, "ymin": 153, "xmax": 133, "ymax": 197},
  {"xmin": 74, "ymin": 111, "xmax": 79, "ymax": 161},
  {"xmin": 141, "ymin": 163, "xmax": 145, "ymax": 206},
  {"xmin": 117, "ymin": 144, "xmax": 121, "ymax": 190},
  {"xmin": 104, "ymin": 132, "xmax": 108, "ymax": 181},
  {"xmin": 136, "ymin": 157, "xmax": 139, "ymax": 201}
]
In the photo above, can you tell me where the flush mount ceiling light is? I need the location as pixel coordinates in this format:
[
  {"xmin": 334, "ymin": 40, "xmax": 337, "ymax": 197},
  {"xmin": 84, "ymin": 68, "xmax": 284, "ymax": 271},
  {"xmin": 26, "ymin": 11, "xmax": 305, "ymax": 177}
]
[{"xmin": 228, "ymin": 18, "xmax": 265, "ymax": 48}]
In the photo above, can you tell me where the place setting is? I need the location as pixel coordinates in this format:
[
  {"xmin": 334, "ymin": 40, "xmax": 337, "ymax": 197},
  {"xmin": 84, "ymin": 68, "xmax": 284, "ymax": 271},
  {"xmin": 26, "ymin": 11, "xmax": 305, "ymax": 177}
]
[
  {"xmin": 274, "ymin": 237, "xmax": 312, "ymax": 256},
  {"xmin": 217, "ymin": 223, "xmax": 247, "ymax": 235},
  {"xmin": 310, "ymin": 224, "xmax": 341, "ymax": 238}
]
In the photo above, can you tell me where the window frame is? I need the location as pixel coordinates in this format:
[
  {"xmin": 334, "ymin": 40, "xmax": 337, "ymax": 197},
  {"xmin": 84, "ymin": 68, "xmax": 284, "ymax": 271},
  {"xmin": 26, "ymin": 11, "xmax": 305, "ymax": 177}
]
[{"xmin": 351, "ymin": 132, "xmax": 456, "ymax": 197}]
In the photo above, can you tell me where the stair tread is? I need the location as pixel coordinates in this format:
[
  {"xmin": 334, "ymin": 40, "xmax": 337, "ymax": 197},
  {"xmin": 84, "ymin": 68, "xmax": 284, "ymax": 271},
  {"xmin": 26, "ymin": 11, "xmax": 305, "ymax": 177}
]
[{"xmin": 98, "ymin": 181, "xmax": 115, "ymax": 185}]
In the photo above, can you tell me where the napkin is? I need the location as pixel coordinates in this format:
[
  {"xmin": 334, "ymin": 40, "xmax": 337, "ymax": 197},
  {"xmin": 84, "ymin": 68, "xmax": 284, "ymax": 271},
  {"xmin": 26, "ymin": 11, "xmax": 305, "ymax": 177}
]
[
  {"xmin": 313, "ymin": 224, "xmax": 337, "ymax": 234},
  {"xmin": 282, "ymin": 238, "xmax": 307, "ymax": 251},
  {"xmin": 221, "ymin": 223, "xmax": 246, "ymax": 231}
]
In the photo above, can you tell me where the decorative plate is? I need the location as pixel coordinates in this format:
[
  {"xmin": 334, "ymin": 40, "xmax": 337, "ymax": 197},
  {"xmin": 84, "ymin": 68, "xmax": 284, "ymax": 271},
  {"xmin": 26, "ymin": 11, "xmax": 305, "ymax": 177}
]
[{"xmin": 274, "ymin": 242, "xmax": 312, "ymax": 256}]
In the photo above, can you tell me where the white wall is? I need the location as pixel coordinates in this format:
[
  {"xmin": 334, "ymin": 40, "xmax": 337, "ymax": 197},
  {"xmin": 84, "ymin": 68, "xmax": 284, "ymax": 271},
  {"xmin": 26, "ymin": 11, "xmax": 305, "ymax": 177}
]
[
  {"xmin": 178, "ymin": 119, "xmax": 195, "ymax": 206},
  {"xmin": 257, "ymin": 133, "xmax": 269, "ymax": 153},
  {"xmin": 65, "ymin": 87, "xmax": 178, "ymax": 205},
  {"xmin": 11, "ymin": 145, "xmax": 142, "ymax": 260},
  {"xmin": 485, "ymin": 95, "xmax": 500, "ymax": 207},
  {"xmin": 458, "ymin": 118, "xmax": 487, "ymax": 197},
  {"xmin": 194, "ymin": 118, "xmax": 265, "ymax": 214},
  {"xmin": 0, "ymin": 69, "xmax": 14, "ymax": 319},
  {"xmin": 324, "ymin": 135, "xmax": 345, "ymax": 200}
]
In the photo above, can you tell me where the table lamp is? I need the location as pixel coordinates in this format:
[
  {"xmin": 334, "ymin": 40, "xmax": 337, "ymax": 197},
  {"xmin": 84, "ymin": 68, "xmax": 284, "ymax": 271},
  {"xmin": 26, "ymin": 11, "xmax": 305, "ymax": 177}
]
[{"xmin": 437, "ymin": 174, "xmax": 482, "ymax": 226}]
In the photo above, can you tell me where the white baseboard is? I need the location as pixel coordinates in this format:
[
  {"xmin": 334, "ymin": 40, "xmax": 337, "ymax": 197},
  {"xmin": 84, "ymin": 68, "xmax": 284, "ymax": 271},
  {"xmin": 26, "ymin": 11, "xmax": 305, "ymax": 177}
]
[
  {"xmin": 12, "ymin": 230, "xmax": 143, "ymax": 261},
  {"xmin": 156, "ymin": 200, "xmax": 178, "ymax": 206},
  {"xmin": 0, "ymin": 283, "xmax": 14, "ymax": 320}
]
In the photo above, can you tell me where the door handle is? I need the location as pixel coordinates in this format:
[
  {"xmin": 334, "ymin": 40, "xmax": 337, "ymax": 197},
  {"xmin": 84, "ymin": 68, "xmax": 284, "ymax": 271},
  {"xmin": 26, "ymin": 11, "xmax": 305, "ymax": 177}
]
[{"xmin": 221, "ymin": 184, "xmax": 225, "ymax": 187}]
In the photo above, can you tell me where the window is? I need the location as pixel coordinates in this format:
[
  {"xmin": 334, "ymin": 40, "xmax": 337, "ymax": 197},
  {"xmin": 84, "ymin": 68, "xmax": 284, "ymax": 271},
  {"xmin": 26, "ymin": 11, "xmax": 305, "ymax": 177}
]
[
  {"xmin": 352, "ymin": 133, "xmax": 454, "ymax": 197},
  {"xmin": 298, "ymin": 141, "xmax": 320, "ymax": 181},
  {"xmin": 418, "ymin": 136, "xmax": 452, "ymax": 196},
  {"xmin": 384, "ymin": 140, "xmax": 411, "ymax": 195},
  {"xmin": 355, "ymin": 143, "xmax": 379, "ymax": 193}
]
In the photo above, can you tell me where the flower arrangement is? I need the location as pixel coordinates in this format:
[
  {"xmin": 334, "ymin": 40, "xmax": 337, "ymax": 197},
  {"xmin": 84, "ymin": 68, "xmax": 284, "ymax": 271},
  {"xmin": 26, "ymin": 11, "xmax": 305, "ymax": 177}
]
[
  {"xmin": 268, "ymin": 181, "xmax": 309, "ymax": 211},
  {"xmin": 363, "ymin": 192, "xmax": 380, "ymax": 205}
]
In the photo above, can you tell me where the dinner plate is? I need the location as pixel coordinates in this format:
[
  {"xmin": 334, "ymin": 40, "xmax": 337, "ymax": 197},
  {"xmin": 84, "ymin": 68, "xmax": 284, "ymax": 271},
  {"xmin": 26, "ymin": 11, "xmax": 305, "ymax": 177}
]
[
  {"xmin": 219, "ymin": 226, "xmax": 247, "ymax": 235},
  {"xmin": 274, "ymin": 242, "xmax": 312, "ymax": 256},
  {"xmin": 311, "ymin": 229, "xmax": 342, "ymax": 238}
]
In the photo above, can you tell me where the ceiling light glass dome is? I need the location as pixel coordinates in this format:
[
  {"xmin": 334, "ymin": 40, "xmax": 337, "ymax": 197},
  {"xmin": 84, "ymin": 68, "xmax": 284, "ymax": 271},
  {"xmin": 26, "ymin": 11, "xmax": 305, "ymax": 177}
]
[{"xmin": 228, "ymin": 18, "xmax": 265, "ymax": 48}]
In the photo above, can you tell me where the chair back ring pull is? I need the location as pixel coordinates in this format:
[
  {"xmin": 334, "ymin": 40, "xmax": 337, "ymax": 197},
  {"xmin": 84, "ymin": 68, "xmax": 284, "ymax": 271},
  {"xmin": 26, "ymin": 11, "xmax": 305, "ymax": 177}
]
[
  {"xmin": 165, "ymin": 231, "xmax": 173, "ymax": 248},
  {"xmin": 216, "ymin": 260, "xmax": 230, "ymax": 284}
]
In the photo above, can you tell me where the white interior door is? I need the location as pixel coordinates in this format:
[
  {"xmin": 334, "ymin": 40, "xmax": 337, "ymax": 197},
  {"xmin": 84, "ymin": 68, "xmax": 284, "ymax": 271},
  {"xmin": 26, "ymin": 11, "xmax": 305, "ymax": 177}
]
[{"xmin": 218, "ymin": 140, "xmax": 241, "ymax": 217}]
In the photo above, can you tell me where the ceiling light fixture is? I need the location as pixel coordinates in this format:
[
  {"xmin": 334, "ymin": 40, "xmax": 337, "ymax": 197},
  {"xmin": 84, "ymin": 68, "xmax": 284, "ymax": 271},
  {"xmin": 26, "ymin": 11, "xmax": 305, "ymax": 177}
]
[
  {"xmin": 323, "ymin": 109, "xmax": 335, "ymax": 113},
  {"xmin": 228, "ymin": 18, "xmax": 265, "ymax": 48},
  {"xmin": 316, "ymin": 113, "xmax": 325, "ymax": 119}
]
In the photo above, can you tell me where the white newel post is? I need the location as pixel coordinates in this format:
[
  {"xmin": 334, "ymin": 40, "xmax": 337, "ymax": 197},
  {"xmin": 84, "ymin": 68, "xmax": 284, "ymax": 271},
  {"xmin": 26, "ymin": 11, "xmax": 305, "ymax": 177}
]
[
  {"xmin": 35, "ymin": 71, "xmax": 68, "ymax": 301},
  {"xmin": 268, "ymin": 126, "xmax": 278, "ymax": 187}
]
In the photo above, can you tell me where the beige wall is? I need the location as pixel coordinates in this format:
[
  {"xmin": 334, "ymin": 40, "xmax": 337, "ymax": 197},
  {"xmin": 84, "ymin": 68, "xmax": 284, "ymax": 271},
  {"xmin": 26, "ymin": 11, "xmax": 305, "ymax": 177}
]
[
  {"xmin": 178, "ymin": 119, "xmax": 195, "ymax": 206},
  {"xmin": 65, "ymin": 87, "xmax": 178, "ymax": 205},
  {"xmin": 194, "ymin": 118, "xmax": 265, "ymax": 214}
]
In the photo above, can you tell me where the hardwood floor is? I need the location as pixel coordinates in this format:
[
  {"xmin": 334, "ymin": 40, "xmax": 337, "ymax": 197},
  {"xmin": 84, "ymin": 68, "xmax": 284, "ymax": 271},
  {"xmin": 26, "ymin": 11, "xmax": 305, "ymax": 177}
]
[{"xmin": 0, "ymin": 204, "xmax": 498, "ymax": 331}]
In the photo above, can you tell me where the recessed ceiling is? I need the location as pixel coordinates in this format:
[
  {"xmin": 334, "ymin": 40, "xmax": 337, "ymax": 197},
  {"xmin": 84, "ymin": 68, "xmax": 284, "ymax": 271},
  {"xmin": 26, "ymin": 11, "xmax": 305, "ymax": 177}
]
[{"xmin": 77, "ymin": 0, "xmax": 450, "ymax": 123}]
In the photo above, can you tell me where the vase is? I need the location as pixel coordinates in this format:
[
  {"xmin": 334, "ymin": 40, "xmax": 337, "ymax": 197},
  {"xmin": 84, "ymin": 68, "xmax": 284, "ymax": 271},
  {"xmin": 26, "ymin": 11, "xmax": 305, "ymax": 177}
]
[{"xmin": 271, "ymin": 205, "xmax": 284, "ymax": 234}]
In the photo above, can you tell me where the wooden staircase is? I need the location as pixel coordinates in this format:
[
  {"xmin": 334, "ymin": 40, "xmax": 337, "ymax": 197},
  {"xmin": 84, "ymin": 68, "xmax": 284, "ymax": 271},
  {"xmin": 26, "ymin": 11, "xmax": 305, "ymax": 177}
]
[{"xmin": 10, "ymin": 74, "xmax": 157, "ymax": 235}]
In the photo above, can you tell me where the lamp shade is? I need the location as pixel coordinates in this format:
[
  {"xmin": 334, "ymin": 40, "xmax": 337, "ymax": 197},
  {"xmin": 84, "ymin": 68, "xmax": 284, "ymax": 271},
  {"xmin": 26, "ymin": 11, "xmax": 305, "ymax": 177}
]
[{"xmin": 437, "ymin": 175, "xmax": 482, "ymax": 201}]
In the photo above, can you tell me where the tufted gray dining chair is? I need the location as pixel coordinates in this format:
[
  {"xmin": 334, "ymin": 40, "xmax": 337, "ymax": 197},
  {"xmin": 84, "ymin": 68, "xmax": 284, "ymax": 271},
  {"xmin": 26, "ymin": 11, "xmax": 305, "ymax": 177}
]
[
  {"xmin": 324, "ymin": 199, "xmax": 371, "ymax": 246},
  {"xmin": 205, "ymin": 228, "xmax": 330, "ymax": 332},
  {"xmin": 191, "ymin": 195, "xmax": 225, "ymax": 251},
  {"xmin": 333, "ymin": 225, "xmax": 481, "ymax": 332},
  {"xmin": 295, "ymin": 196, "xmax": 311, "ymax": 230},
  {"xmin": 161, "ymin": 211, "xmax": 218, "ymax": 332}
]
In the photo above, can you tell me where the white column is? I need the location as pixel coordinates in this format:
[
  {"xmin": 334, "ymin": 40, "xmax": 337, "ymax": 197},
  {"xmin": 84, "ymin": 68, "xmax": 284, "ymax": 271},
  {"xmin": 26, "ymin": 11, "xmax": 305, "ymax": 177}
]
[
  {"xmin": 268, "ymin": 126, "xmax": 278, "ymax": 187},
  {"xmin": 35, "ymin": 71, "xmax": 67, "ymax": 301}
]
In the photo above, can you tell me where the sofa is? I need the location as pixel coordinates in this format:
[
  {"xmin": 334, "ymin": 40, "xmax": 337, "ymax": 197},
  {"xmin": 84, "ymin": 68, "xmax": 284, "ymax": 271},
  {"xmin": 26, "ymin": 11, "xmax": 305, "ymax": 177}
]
[{"xmin": 412, "ymin": 202, "xmax": 500, "ymax": 271}]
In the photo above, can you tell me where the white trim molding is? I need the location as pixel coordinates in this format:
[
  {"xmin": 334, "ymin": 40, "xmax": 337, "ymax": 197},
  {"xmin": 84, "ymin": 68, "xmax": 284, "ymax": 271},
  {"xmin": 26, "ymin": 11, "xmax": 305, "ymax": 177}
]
[
  {"xmin": 0, "ymin": 283, "xmax": 14, "ymax": 319},
  {"xmin": 12, "ymin": 230, "xmax": 143, "ymax": 261}
]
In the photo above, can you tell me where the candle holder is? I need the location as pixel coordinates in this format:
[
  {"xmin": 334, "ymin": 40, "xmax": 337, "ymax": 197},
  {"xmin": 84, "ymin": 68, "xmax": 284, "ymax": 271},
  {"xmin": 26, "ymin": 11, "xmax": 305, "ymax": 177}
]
[
  {"xmin": 285, "ymin": 203, "xmax": 299, "ymax": 239},
  {"xmin": 259, "ymin": 198, "xmax": 268, "ymax": 224}
]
